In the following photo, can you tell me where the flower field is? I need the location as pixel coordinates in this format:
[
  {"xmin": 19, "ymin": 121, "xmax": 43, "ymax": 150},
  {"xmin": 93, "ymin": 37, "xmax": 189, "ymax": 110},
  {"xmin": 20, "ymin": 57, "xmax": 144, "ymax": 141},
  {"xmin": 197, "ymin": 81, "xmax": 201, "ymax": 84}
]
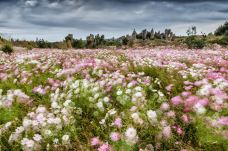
[{"xmin": 0, "ymin": 48, "xmax": 228, "ymax": 151}]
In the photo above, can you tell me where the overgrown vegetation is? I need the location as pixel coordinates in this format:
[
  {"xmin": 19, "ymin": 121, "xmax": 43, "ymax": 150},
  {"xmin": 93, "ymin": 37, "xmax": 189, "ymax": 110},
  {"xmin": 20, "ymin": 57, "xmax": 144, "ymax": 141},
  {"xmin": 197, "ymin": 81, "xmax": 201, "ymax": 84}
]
[{"xmin": 0, "ymin": 44, "xmax": 14, "ymax": 54}]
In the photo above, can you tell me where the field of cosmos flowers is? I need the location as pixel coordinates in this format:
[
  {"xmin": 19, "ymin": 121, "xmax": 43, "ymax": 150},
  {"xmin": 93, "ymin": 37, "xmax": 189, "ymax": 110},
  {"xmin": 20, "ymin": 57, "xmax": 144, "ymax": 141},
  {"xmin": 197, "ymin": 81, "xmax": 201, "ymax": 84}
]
[{"xmin": 0, "ymin": 48, "xmax": 228, "ymax": 151}]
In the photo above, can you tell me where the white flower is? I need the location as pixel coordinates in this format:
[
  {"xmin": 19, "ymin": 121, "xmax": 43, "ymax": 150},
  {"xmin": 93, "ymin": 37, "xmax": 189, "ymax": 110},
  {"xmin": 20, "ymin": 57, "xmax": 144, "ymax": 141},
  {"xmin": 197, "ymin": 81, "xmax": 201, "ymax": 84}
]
[
  {"xmin": 28, "ymin": 112, "xmax": 35, "ymax": 118},
  {"xmin": 125, "ymin": 89, "xmax": 131, "ymax": 94},
  {"xmin": 4, "ymin": 122, "xmax": 12, "ymax": 129},
  {"xmin": 135, "ymin": 86, "xmax": 142, "ymax": 91},
  {"xmin": 94, "ymin": 93, "xmax": 100, "ymax": 99},
  {"xmin": 61, "ymin": 108, "xmax": 68, "ymax": 115},
  {"xmin": 62, "ymin": 135, "xmax": 70, "ymax": 144},
  {"xmin": 23, "ymin": 119, "xmax": 32, "ymax": 128},
  {"xmin": 130, "ymin": 106, "xmax": 137, "ymax": 112},
  {"xmin": 127, "ymin": 83, "xmax": 133, "ymax": 88},
  {"xmin": 21, "ymin": 138, "xmax": 29, "ymax": 146},
  {"xmin": 125, "ymin": 127, "xmax": 138, "ymax": 144},
  {"xmin": 26, "ymin": 140, "xmax": 35, "ymax": 148},
  {"xmin": 131, "ymin": 112, "xmax": 143, "ymax": 125},
  {"xmin": 194, "ymin": 103, "xmax": 206, "ymax": 114},
  {"xmin": 9, "ymin": 133, "xmax": 19, "ymax": 142},
  {"xmin": 116, "ymin": 90, "xmax": 123, "ymax": 96},
  {"xmin": 15, "ymin": 126, "xmax": 25, "ymax": 134},
  {"xmin": 51, "ymin": 101, "xmax": 59, "ymax": 108},
  {"xmin": 134, "ymin": 92, "xmax": 143, "ymax": 98},
  {"xmin": 36, "ymin": 113, "xmax": 46, "ymax": 123},
  {"xmin": 103, "ymin": 97, "xmax": 110, "ymax": 103},
  {"xmin": 158, "ymin": 91, "xmax": 164, "ymax": 97},
  {"xmin": 99, "ymin": 119, "xmax": 105, "ymax": 125},
  {"xmin": 196, "ymin": 84, "xmax": 212, "ymax": 96},
  {"xmin": 147, "ymin": 110, "xmax": 157, "ymax": 119},
  {"xmin": 36, "ymin": 106, "xmax": 46, "ymax": 113},
  {"xmin": 63, "ymin": 100, "xmax": 72, "ymax": 107},
  {"xmin": 96, "ymin": 101, "xmax": 104, "ymax": 111},
  {"xmin": 21, "ymin": 138, "xmax": 35, "ymax": 149},
  {"xmin": 32, "ymin": 120, "xmax": 39, "ymax": 127},
  {"xmin": 212, "ymin": 96, "xmax": 224, "ymax": 104},
  {"xmin": 147, "ymin": 110, "xmax": 157, "ymax": 123},
  {"xmin": 44, "ymin": 130, "xmax": 52, "ymax": 136},
  {"xmin": 33, "ymin": 134, "xmax": 42, "ymax": 142},
  {"xmin": 108, "ymin": 108, "xmax": 116, "ymax": 115},
  {"xmin": 53, "ymin": 138, "xmax": 59, "ymax": 144},
  {"xmin": 92, "ymin": 87, "xmax": 99, "ymax": 93}
]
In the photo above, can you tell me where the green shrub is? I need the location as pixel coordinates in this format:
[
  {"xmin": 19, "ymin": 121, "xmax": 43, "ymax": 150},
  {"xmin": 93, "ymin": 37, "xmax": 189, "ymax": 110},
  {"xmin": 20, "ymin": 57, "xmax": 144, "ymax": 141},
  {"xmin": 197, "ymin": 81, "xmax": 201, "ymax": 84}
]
[
  {"xmin": 1, "ymin": 44, "xmax": 14, "ymax": 54},
  {"xmin": 224, "ymin": 30, "xmax": 228, "ymax": 36},
  {"xmin": 213, "ymin": 36, "xmax": 228, "ymax": 46},
  {"xmin": 185, "ymin": 36, "xmax": 206, "ymax": 49},
  {"xmin": 26, "ymin": 45, "xmax": 33, "ymax": 50}
]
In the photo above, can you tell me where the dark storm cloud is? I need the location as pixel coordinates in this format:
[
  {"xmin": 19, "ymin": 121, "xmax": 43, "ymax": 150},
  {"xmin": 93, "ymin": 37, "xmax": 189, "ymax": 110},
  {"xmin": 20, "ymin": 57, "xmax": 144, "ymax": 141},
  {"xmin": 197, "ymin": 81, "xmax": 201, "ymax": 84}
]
[{"xmin": 0, "ymin": 0, "xmax": 227, "ymax": 41}]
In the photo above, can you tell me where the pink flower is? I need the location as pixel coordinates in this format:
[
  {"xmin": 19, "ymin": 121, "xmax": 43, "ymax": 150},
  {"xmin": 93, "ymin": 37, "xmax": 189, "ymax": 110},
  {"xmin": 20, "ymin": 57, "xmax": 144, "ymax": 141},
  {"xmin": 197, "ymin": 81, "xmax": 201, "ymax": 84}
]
[
  {"xmin": 160, "ymin": 102, "xmax": 170, "ymax": 111},
  {"xmin": 165, "ymin": 84, "xmax": 173, "ymax": 91},
  {"xmin": 4, "ymin": 100, "xmax": 13, "ymax": 108},
  {"xmin": 162, "ymin": 126, "xmax": 172, "ymax": 139},
  {"xmin": 184, "ymin": 81, "xmax": 193, "ymax": 85},
  {"xmin": 114, "ymin": 118, "xmax": 122, "ymax": 128},
  {"xmin": 33, "ymin": 86, "xmax": 46, "ymax": 95},
  {"xmin": 207, "ymin": 72, "xmax": 222, "ymax": 80},
  {"xmin": 166, "ymin": 111, "xmax": 176, "ymax": 118},
  {"xmin": 194, "ymin": 81, "xmax": 202, "ymax": 86},
  {"xmin": 181, "ymin": 91, "xmax": 191, "ymax": 97},
  {"xmin": 98, "ymin": 143, "xmax": 111, "ymax": 151},
  {"xmin": 176, "ymin": 127, "xmax": 184, "ymax": 135},
  {"xmin": 184, "ymin": 86, "xmax": 193, "ymax": 91},
  {"xmin": 217, "ymin": 117, "xmax": 228, "ymax": 126},
  {"xmin": 171, "ymin": 96, "xmax": 183, "ymax": 106},
  {"xmin": 91, "ymin": 137, "xmax": 100, "ymax": 146},
  {"xmin": 210, "ymin": 103, "xmax": 222, "ymax": 111},
  {"xmin": 184, "ymin": 96, "xmax": 199, "ymax": 108},
  {"xmin": 110, "ymin": 132, "xmax": 120, "ymax": 142},
  {"xmin": 198, "ymin": 98, "xmax": 209, "ymax": 107},
  {"xmin": 181, "ymin": 114, "xmax": 189, "ymax": 123}
]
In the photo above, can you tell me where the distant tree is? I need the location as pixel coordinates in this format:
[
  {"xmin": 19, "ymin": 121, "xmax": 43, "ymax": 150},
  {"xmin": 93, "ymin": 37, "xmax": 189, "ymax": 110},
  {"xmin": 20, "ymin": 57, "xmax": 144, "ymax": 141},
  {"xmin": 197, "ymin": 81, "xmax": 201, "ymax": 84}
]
[
  {"xmin": 65, "ymin": 34, "xmax": 74, "ymax": 48},
  {"xmin": 122, "ymin": 36, "xmax": 129, "ymax": 45},
  {"xmin": 36, "ymin": 39, "xmax": 51, "ymax": 48},
  {"xmin": 73, "ymin": 39, "xmax": 85, "ymax": 49},
  {"xmin": 208, "ymin": 32, "xmax": 213, "ymax": 36},
  {"xmin": 224, "ymin": 30, "xmax": 228, "ymax": 36},
  {"xmin": 86, "ymin": 34, "xmax": 95, "ymax": 48},
  {"xmin": 214, "ymin": 21, "xmax": 228, "ymax": 36},
  {"xmin": 132, "ymin": 29, "xmax": 137, "ymax": 40},
  {"xmin": 65, "ymin": 34, "xmax": 73, "ymax": 42},
  {"xmin": 187, "ymin": 26, "xmax": 197, "ymax": 36}
]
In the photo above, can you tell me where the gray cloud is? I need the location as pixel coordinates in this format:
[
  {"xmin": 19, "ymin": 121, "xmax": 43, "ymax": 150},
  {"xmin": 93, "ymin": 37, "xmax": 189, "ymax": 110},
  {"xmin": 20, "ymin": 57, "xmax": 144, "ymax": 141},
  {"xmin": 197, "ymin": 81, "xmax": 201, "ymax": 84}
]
[{"xmin": 0, "ymin": 0, "xmax": 227, "ymax": 41}]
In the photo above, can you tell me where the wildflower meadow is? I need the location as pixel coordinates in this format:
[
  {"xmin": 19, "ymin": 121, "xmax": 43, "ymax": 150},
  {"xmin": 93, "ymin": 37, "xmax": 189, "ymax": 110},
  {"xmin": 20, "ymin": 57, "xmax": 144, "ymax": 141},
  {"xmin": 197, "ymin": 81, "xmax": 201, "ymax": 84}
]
[{"xmin": 0, "ymin": 48, "xmax": 228, "ymax": 151}]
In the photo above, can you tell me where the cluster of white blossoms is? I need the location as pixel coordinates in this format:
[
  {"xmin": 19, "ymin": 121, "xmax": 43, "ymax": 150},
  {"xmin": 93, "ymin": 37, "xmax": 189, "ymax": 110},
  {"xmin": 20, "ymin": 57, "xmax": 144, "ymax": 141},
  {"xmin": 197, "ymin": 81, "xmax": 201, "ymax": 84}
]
[
  {"xmin": 125, "ymin": 127, "xmax": 139, "ymax": 144},
  {"xmin": 8, "ymin": 87, "xmax": 76, "ymax": 150},
  {"xmin": 147, "ymin": 110, "xmax": 158, "ymax": 124}
]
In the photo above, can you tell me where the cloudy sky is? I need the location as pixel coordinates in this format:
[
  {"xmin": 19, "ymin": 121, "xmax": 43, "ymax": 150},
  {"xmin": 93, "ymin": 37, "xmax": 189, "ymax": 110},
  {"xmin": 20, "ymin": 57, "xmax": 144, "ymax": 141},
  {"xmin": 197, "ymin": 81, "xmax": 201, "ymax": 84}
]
[{"xmin": 0, "ymin": 0, "xmax": 227, "ymax": 41}]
